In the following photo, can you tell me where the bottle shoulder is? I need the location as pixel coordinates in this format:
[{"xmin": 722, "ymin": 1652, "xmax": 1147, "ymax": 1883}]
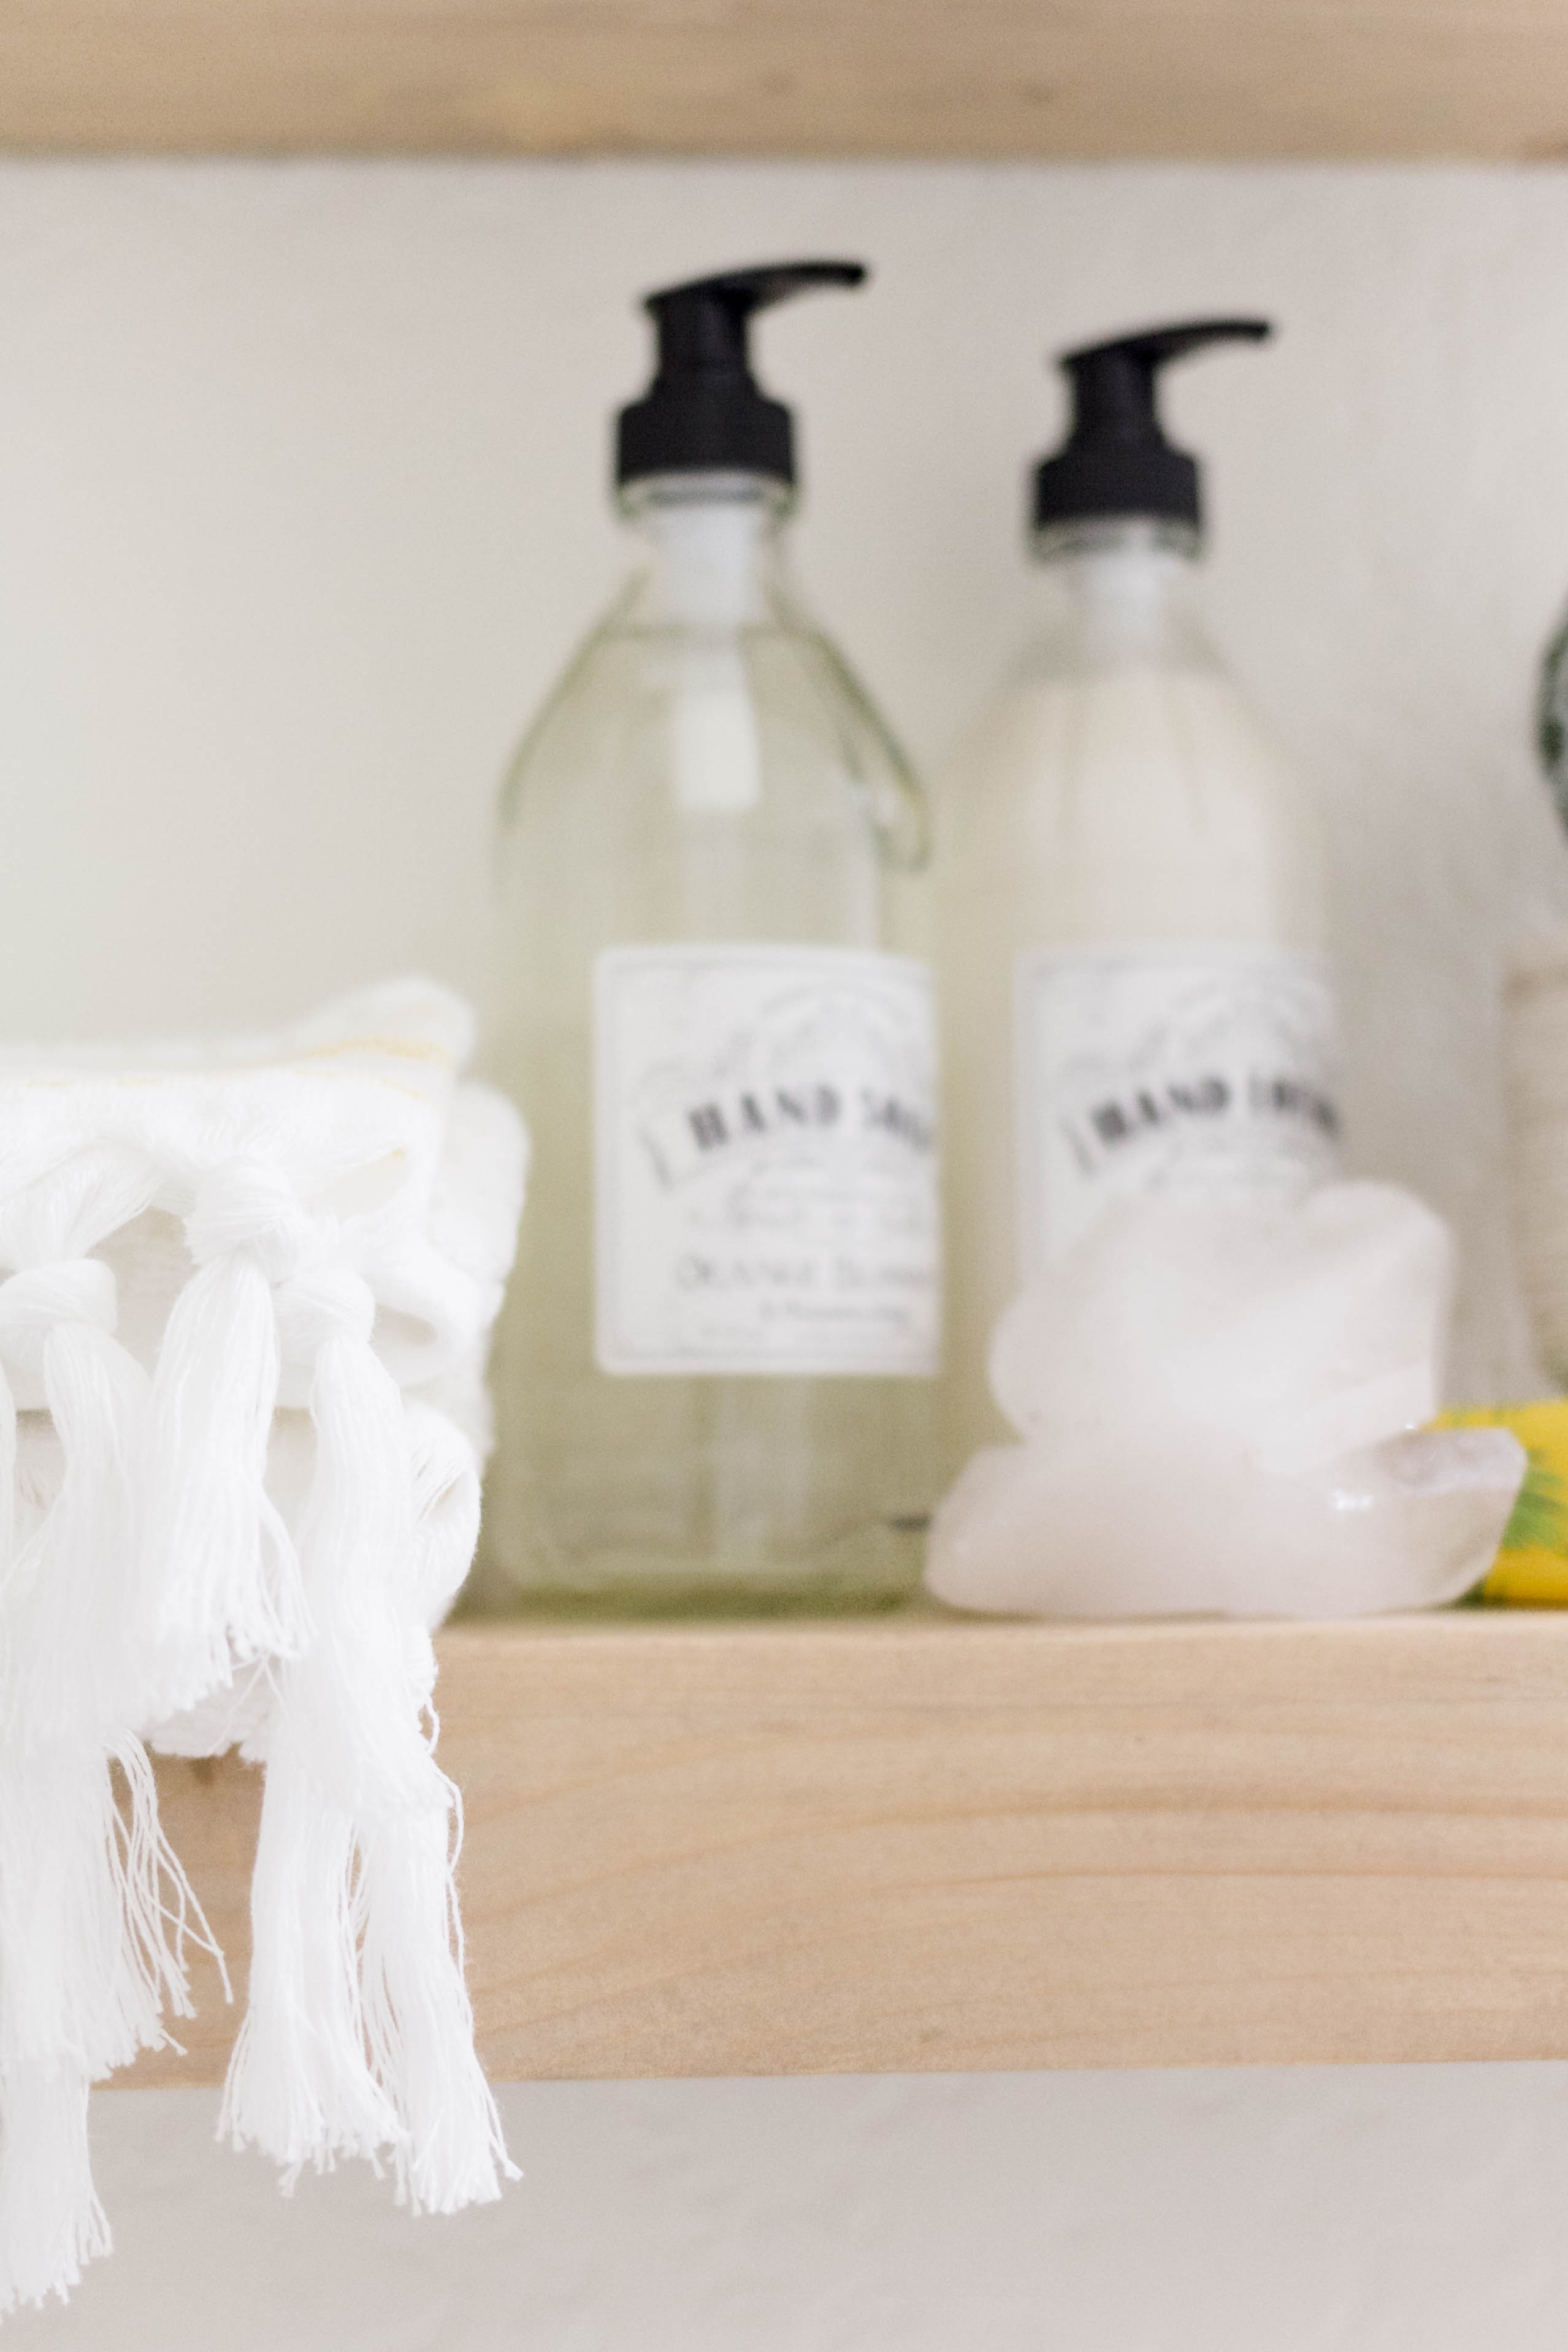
[
  {"xmin": 498, "ymin": 587, "xmax": 928, "ymax": 875},
  {"xmin": 935, "ymin": 654, "xmax": 1322, "ymax": 954},
  {"xmin": 940, "ymin": 653, "xmax": 1300, "ymax": 803}
]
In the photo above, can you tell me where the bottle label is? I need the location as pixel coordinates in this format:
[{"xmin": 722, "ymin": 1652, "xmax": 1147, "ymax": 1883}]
[
  {"xmin": 1015, "ymin": 943, "xmax": 1340, "ymax": 1276},
  {"xmin": 594, "ymin": 944, "xmax": 941, "ymax": 1377}
]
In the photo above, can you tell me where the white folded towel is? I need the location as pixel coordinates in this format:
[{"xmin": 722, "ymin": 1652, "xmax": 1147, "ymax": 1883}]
[{"xmin": 0, "ymin": 979, "xmax": 527, "ymax": 2312}]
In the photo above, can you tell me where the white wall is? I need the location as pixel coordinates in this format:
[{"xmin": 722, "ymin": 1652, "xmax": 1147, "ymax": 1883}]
[
  {"xmin": 1, "ymin": 159, "xmax": 1566, "ymax": 2345},
  {"xmin": 1, "ymin": 161, "xmax": 1564, "ymax": 1393}
]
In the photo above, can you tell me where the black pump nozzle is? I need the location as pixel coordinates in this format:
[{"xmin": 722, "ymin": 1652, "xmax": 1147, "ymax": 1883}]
[
  {"xmin": 616, "ymin": 259, "xmax": 868, "ymax": 490},
  {"xmin": 1033, "ymin": 316, "xmax": 1272, "ymax": 537}
]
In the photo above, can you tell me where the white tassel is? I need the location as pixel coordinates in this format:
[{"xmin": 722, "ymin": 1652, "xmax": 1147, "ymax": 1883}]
[
  {"xmin": 358, "ymin": 1797, "xmax": 514, "ymax": 2213},
  {"xmin": 3, "ymin": 1266, "xmax": 151, "ymax": 1746},
  {"xmin": 143, "ymin": 1162, "xmax": 315, "ymax": 1717},
  {"xmin": 144, "ymin": 1250, "xmax": 303, "ymax": 1712},
  {"xmin": 220, "ymin": 1752, "xmax": 400, "ymax": 2184},
  {"xmin": 0, "ymin": 1739, "xmax": 213, "ymax": 2312},
  {"xmin": 0, "ymin": 1150, "xmax": 209, "ymax": 2313},
  {"xmin": 405, "ymin": 1399, "xmax": 481, "ymax": 1628},
  {"xmin": 0, "ymin": 2061, "xmax": 109, "ymax": 2315},
  {"xmin": 224, "ymin": 1269, "xmax": 511, "ymax": 2206}
]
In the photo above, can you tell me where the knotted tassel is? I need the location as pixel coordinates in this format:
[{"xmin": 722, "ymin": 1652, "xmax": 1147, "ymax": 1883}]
[
  {"xmin": 223, "ymin": 1263, "xmax": 511, "ymax": 2208},
  {"xmin": 365, "ymin": 1401, "xmax": 511, "ymax": 2208},
  {"xmin": 0, "ymin": 1730, "xmax": 212, "ymax": 2316},
  {"xmin": 221, "ymin": 1749, "xmax": 401, "ymax": 2183},
  {"xmin": 0, "ymin": 1728, "xmax": 212, "ymax": 2311},
  {"xmin": 142, "ymin": 1160, "xmax": 313, "ymax": 1717},
  {"xmin": 0, "ymin": 1149, "xmax": 211, "ymax": 2313},
  {"xmin": 405, "ymin": 1398, "xmax": 482, "ymax": 1627},
  {"xmin": 0, "ymin": 2060, "xmax": 107, "ymax": 2313},
  {"xmin": 310, "ymin": 1346, "xmax": 510, "ymax": 2213},
  {"xmin": 358, "ymin": 1791, "xmax": 513, "ymax": 2214},
  {"xmin": 0, "ymin": 1258, "xmax": 150, "ymax": 1745}
]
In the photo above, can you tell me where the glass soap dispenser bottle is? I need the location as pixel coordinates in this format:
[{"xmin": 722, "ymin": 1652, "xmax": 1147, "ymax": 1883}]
[
  {"xmin": 480, "ymin": 260, "xmax": 938, "ymax": 1615},
  {"xmin": 936, "ymin": 318, "xmax": 1340, "ymax": 1473}
]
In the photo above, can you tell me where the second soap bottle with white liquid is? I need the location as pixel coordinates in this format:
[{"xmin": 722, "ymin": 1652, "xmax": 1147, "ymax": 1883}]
[{"xmin": 937, "ymin": 317, "xmax": 1340, "ymax": 1469}]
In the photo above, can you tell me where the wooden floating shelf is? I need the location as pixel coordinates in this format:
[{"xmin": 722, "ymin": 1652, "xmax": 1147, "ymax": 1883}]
[
  {"xmin": 4, "ymin": 1, "xmax": 1568, "ymax": 161},
  {"xmin": 120, "ymin": 1607, "xmax": 1568, "ymax": 2087}
]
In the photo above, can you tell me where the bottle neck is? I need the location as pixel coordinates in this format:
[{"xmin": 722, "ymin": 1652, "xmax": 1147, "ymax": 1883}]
[
  {"xmin": 618, "ymin": 472, "xmax": 792, "ymax": 627},
  {"xmin": 1024, "ymin": 515, "xmax": 1214, "ymax": 674}
]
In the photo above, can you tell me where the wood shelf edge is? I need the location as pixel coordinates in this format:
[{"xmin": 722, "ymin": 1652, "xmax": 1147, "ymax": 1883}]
[
  {"xmin": 7, "ymin": 6, "xmax": 1568, "ymax": 163},
  {"xmin": 113, "ymin": 1609, "xmax": 1568, "ymax": 2090}
]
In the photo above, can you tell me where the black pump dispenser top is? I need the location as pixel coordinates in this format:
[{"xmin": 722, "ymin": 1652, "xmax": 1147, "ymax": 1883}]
[
  {"xmin": 616, "ymin": 259, "xmax": 867, "ymax": 491},
  {"xmin": 1032, "ymin": 316, "xmax": 1272, "ymax": 537}
]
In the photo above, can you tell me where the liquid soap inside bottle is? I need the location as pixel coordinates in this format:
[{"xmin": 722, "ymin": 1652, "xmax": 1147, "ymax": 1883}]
[
  {"xmin": 478, "ymin": 264, "xmax": 938, "ymax": 1615},
  {"xmin": 937, "ymin": 322, "xmax": 1339, "ymax": 1473}
]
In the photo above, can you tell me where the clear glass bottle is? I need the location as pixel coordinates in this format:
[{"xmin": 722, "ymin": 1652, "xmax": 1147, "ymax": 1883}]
[
  {"xmin": 477, "ymin": 265, "xmax": 938, "ymax": 1615},
  {"xmin": 937, "ymin": 321, "xmax": 1339, "ymax": 1474}
]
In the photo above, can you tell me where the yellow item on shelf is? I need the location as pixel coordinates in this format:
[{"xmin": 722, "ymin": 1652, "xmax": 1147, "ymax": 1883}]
[{"xmin": 1439, "ymin": 1401, "xmax": 1568, "ymax": 1603}]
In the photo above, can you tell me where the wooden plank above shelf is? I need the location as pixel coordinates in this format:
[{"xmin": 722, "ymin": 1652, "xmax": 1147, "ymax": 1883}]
[
  {"xmin": 120, "ymin": 1608, "xmax": 1568, "ymax": 2088},
  {"xmin": 6, "ymin": 1, "xmax": 1568, "ymax": 161}
]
